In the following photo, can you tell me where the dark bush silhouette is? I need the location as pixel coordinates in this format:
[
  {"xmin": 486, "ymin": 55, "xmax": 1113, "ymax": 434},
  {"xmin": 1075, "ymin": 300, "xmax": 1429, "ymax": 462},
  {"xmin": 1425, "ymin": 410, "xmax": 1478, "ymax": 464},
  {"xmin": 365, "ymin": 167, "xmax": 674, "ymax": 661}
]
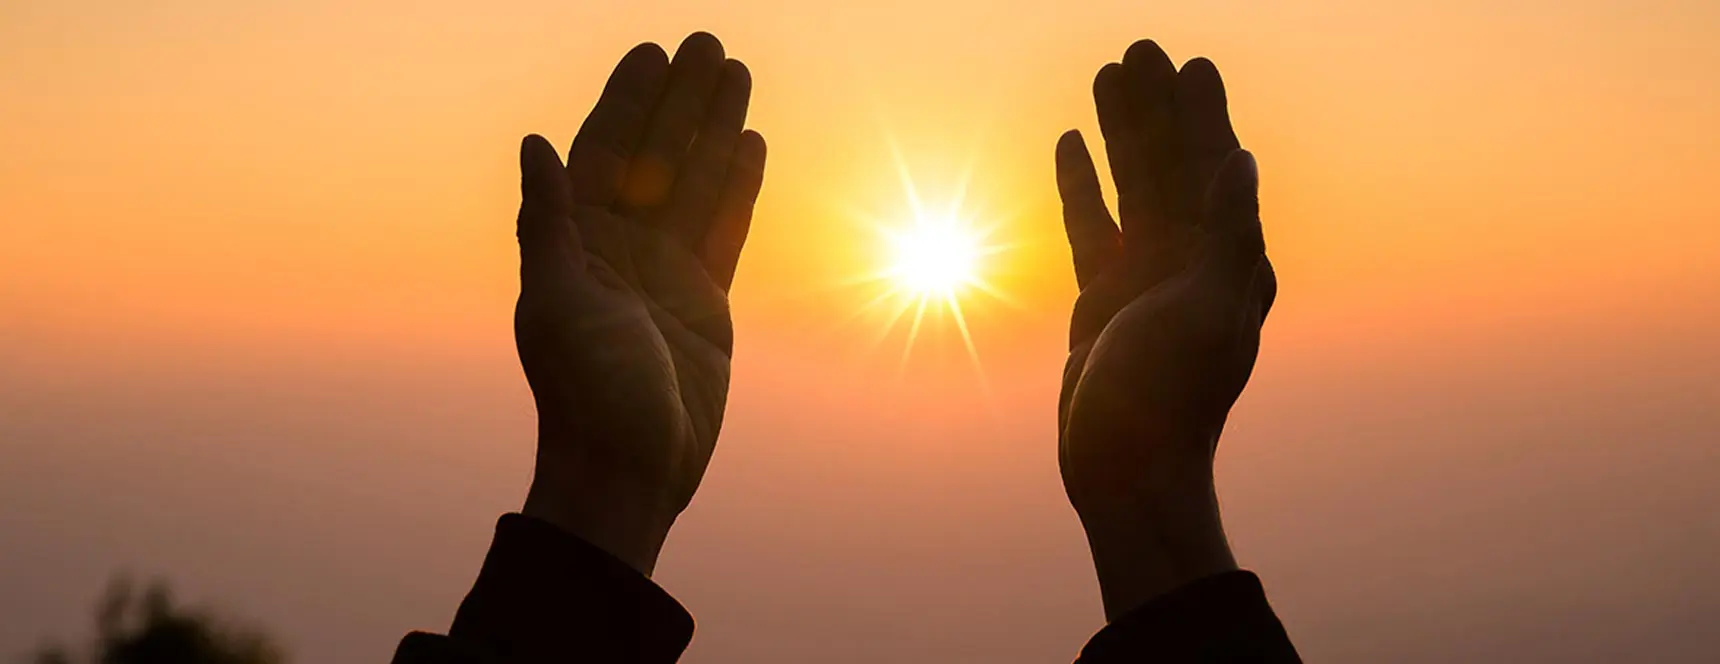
[{"xmin": 29, "ymin": 576, "xmax": 282, "ymax": 664}]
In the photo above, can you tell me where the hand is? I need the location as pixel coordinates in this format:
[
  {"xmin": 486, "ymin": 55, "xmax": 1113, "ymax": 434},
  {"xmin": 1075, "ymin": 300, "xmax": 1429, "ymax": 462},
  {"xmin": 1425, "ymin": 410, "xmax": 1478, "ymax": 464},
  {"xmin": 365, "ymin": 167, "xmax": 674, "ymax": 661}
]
[
  {"xmin": 512, "ymin": 33, "xmax": 766, "ymax": 575},
  {"xmin": 1054, "ymin": 40, "xmax": 1275, "ymax": 619}
]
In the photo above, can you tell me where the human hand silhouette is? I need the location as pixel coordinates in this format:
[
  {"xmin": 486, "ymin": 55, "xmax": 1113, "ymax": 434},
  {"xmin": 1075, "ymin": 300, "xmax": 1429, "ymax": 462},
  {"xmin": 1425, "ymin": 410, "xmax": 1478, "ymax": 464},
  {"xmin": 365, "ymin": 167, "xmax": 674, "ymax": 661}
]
[
  {"xmin": 512, "ymin": 33, "xmax": 765, "ymax": 575},
  {"xmin": 1054, "ymin": 41, "xmax": 1275, "ymax": 619}
]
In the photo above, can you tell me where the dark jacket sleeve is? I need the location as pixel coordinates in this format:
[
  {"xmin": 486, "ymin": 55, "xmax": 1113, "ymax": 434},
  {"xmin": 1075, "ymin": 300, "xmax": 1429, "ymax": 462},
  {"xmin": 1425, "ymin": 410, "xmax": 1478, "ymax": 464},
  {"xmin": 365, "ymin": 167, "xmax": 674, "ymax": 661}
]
[
  {"xmin": 390, "ymin": 514, "xmax": 694, "ymax": 664},
  {"xmin": 391, "ymin": 515, "xmax": 1296, "ymax": 664},
  {"xmin": 1074, "ymin": 571, "xmax": 1301, "ymax": 663}
]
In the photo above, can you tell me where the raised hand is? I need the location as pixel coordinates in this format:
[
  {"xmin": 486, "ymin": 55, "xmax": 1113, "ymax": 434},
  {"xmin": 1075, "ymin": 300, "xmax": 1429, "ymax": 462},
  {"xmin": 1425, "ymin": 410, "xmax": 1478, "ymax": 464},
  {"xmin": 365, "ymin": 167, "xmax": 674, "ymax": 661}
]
[
  {"xmin": 513, "ymin": 33, "xmax": 766, "ymax": 575},
  {"xmin": 1054, "ymin": 40, "xmax": 1275, "ymax": 619}
]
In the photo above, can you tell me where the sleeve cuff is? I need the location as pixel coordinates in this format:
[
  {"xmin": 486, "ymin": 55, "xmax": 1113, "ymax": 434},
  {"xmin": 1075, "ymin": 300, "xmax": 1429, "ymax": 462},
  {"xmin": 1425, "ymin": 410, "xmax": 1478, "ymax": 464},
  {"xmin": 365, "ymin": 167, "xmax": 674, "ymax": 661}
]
[
  {"xmin": 1077, "ymin": 571, "xmax": 1301, "ymax": 663},
  {"xmin": 447, "ymin": 513, "xmax": 694, "ymax": 664}
]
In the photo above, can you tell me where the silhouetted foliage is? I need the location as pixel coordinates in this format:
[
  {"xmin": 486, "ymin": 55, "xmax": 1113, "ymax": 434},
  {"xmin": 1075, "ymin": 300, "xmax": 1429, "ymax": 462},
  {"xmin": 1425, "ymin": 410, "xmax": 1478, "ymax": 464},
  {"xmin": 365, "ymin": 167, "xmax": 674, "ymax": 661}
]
[{"xmin": 28, "ymin": 576, "xmax": 283, "ymax": 664}]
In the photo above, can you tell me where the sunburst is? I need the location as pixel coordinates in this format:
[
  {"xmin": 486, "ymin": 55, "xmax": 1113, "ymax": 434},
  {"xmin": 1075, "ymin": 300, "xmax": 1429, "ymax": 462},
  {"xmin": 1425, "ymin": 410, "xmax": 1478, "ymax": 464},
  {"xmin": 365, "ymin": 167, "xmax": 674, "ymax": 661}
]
[{"xmin": 845, "ymin": 143, "xmax": 1011, "ymax": 374}]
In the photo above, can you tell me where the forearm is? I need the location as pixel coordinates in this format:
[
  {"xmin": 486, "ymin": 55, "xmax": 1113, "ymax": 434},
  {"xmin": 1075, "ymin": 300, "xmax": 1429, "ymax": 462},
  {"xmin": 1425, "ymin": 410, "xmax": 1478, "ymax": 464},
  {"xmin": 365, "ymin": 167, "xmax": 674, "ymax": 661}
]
[
  {"xmin": 1060, "ymin": 408, "xmax": 1239, "ymax": 619},
  {"xmin": 1080, "ymin": 470, "xmax": 1239, "ymax": 621},
  {"xmin": 1071, "ymin": 443, "xmax": 1299, "ymax": 663},
  {"xmin": 522, "ymin": 420, "xmax": 680, "ymax": 577}
]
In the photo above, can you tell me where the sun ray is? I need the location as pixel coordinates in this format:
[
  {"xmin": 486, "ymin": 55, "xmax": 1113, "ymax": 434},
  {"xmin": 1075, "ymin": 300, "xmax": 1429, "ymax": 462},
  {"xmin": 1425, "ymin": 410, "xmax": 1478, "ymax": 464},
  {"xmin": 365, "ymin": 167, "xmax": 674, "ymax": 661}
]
[
  {"xmin": 946, "ymin": 159, "xmax": 973, "ymax": 223},
  {"xmin": 845, "ymin": 286, "xmax": 901, "ymax": 324},
  {"xmin": 869, "ymin": 291, "xmax": 922, "ymax": 351},
  {"xmin": 945, "ymin": 292, "xmax": 993, "ymax": 393},
  {"xmin": 886, "ymin": 136, "xmax": 926, "ymax": 223},
  {"xmin": 945, "ymin": 293, "xmax": 978, "ymax": 362},
  {"xmin": 898, "ymin": 297, "xmax": 929, "ymax": 369},
  {"xmin": 965, "ymin": 277, "xmax": 1023, "ymax": 309}
]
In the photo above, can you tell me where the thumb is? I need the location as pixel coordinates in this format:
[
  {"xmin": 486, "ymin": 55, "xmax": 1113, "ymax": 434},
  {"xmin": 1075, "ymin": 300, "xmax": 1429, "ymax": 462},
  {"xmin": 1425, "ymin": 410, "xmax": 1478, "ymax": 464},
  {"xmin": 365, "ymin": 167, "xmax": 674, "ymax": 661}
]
[{"xmin": 518, "ymin": 134, "xmax": 583, "ymax": 285}]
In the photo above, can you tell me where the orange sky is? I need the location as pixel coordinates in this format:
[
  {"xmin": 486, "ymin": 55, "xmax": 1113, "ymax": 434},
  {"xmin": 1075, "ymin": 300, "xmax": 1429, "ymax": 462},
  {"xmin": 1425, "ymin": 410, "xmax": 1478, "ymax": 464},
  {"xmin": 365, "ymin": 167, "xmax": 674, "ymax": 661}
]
[{"xmin": 3, "ymin": 1, "xmax": 1719, "ymax": 662}]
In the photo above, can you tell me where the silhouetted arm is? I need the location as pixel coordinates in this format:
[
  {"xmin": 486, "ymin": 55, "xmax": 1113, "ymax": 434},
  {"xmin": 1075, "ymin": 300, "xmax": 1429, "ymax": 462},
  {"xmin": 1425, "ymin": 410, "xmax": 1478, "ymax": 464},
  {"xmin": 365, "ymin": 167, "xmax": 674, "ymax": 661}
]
[
  {"xmin": 391, "ymin": 31, "xmax": 762, "ymax": 664},
  {"xmin": 1055, "ymin": 40, "xmax": 1300, "ymax": 662}
]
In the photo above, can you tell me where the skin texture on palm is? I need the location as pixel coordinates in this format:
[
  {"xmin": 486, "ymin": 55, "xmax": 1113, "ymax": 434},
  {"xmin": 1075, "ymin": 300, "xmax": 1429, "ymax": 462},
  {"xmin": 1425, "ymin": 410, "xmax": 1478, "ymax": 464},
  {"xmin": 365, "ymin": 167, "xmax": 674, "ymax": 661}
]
[
  {"xmin": 514, "ymin": 33, "xmax": 766, "ymax": 576},
  {"xmin": 1055, "ymin": 40, "xmax": 1276, "ymax": 620}
]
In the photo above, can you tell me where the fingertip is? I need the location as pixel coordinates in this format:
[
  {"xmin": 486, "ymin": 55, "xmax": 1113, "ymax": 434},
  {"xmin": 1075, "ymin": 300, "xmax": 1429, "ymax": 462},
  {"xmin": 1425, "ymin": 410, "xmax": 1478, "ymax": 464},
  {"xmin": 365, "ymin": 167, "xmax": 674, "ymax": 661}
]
[
  {"xmin": 1124, "ymin": 38, "xmax": 1166, "ymax": 58},
  {"xmin": 1180, "ymin": 56, "xmax": 1219, "ymax": 76},
  {"xmin": 1055, "ymin": 129, "xmax": 1106, "ymax": 206},
  {"xmin": 728, "ymin": 130, "xmax": 767, "ymax": 199},
  {"xmin": 1122, "ymin": 39, "xmax": 1174, "ymax": 73},
  {"xmin": 523, "ymin": 132, "xmax": 556, "ymax": 150},
  {"xmin": 1055, "ymin": 130, "xmax": 1093, "ymax": 176},
  {"xmin": 520, "ymin": 133, "xmax": 548, "ymax": 159},
  {"xmin": 1093, "ymin": 62, "xmax": 1124, "ymax": 94},
  {"xmin": 623, "ymin": 41, "xmax": 670, "ymax": 67},
  {"xmin": 738, "ymin": 129, "xmax": 766, "ymax": 161},
  {"xmin": 610, "ymin": 42, "xmax": 670, "ymax": 94},
  {"xmin": 520, "ymin": 134, "xmax": 562, "ymax": 174},
  {"xmin": 1223, "ymin": 148, "xmax": 1257, "ymax": 186},
  {"xmin": 1177, "ymin": 57, "xmax": 1226, "ymax": 98},
  {"xmin": 1058, "ymin": 129, "xmax": 1085, "ymax": 152},
  {"xmin": 1209, "ymin": 148, "xmax": 1258, "ymax": 209},
  {"xmin": 677, "ymin": 31, "xmax": 726, "ymax": 62},
  {"xmin": 722, "ymin": 58, "xmax": 753, "ymax": 91}
]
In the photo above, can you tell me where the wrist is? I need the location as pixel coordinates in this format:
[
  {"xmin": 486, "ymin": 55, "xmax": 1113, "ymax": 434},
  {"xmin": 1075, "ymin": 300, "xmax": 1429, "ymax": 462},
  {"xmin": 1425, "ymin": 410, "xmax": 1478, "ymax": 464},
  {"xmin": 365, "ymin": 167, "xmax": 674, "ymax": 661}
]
[
  {"xmin": 520, "ymin": 427, "xmax": 680, "ymax": 576},
  {"xmin": 1073, "ymin": 474, "xmax": 1238, "ymax": 619},
  {"xmin": 521, "ymin": 477, "xmax": 674, "ymax": 577},
  {"xmin": 1073, "ymin": 457, "xmax": 1238, "ymax": 621}
]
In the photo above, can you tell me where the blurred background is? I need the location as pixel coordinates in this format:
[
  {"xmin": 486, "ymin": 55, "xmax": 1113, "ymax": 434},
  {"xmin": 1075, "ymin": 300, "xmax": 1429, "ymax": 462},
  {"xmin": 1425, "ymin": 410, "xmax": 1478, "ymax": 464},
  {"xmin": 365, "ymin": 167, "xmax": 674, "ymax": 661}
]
[{"xmin": 2, "ymin": 0, "xmax": 1717, "ymax": 662}]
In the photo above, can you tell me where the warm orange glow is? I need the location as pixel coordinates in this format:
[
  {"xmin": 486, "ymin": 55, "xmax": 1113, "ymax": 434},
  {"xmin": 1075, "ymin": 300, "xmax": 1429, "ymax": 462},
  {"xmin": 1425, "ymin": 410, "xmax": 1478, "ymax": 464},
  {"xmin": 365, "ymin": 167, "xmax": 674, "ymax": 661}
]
[{"xmin": 3, "ymin": 3, "xmax": 1719, "ymax": 663}]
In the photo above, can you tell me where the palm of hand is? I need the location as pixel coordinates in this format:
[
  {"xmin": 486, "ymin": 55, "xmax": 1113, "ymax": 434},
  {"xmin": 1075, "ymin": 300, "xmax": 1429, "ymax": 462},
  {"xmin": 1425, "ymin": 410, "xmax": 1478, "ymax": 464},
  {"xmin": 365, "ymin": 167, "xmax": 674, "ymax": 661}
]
[
  {"xmin": 1054, "ymin": 42, "xmax": 1275, "ymax": 517},
  {"xmin": 516, "ymin": 205, "xmax": 734, "ymax": 508},
  {"xmin": 514, "ymin": 34, "xmax": 766, "ymax": 530}
]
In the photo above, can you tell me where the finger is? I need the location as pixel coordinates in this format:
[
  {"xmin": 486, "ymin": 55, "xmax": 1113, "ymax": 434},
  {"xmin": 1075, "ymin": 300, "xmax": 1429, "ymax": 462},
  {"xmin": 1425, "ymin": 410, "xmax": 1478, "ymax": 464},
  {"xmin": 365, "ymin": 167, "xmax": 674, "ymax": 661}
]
[
  {"xmin": 703, "ymin": 130, "xmax": 766, "ymax": 290},
  {"xmin": 1092, "ymin": 63, "xmax": 1143, "ymax": 199},
  {"xmin": 519, "ymin": 134, "xmax": 582, "ymax": 287},
  {"xmin": 1176, "ymin": 57, "xmax": 1241, "ymax": 215},
  {"xmin": 1120, "ymin": 39, "xmax": 1180, "ymax": 238},
  {"xmin": 619, "ymin": 32, "xmax": 727, "ymax": 215},
  {"xmin": 1056, "ymin": 130, "xmax": 1120, "ymax": 289},
  {"xmin": 665, "ymin": 59, "xmax": 752, "ymax": 247},
  {"xmin": 1200, "ymin": 149, "xmax": 1263, "ymax": 292},
  {"xmin": 566, "ymin": 43, "xmax": 670, "ymax": 206},
  {"xmin": 1176, "ymin": 57, "xmax": 1240, "ymax": 170}
]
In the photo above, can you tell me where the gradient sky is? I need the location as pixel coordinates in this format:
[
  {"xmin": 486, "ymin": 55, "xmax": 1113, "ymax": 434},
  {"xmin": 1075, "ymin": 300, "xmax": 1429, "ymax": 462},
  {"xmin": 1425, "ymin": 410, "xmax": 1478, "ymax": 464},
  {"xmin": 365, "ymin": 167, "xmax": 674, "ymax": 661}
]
[{"xmin": 3, "ymin": 0, "xmax": 1719, "ymax": 662}]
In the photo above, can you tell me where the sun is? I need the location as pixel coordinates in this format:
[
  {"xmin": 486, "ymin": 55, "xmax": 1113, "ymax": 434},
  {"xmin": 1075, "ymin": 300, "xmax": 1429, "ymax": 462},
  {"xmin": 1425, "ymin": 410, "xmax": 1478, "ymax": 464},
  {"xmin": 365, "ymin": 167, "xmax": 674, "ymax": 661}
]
[
  {"xmin": 851, "ymin": 200, "xmax": 1008, "ymax": 373},
  {"xmin": 885, "ymin": 216, "xmax": 982, "ymax": 297},
  {"xmin": 836, "ymin": 138, "xmax": 1017, "ymax": 376}
]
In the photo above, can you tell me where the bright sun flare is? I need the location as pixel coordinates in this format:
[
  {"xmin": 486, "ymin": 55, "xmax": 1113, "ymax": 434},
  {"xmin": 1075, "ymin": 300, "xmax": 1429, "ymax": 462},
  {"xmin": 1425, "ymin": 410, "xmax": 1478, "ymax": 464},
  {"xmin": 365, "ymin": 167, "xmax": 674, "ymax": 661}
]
[
  {"xmin": 886, "ymin": 218, "xmax": 982, "ymax": 296},
  {"xmin": 853, "ymin": 202, "xmax": 1008, "ymax": 374},
  {"xmin": 840, "ymin": 140, "xmax": 1016, "ymax": 376}
]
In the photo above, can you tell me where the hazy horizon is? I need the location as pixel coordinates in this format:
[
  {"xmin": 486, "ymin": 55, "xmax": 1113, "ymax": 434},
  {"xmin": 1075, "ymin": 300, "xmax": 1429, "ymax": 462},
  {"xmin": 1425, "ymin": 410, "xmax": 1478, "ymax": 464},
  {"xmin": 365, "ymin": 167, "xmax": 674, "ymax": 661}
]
[{"xmin": 3, "ymin": 0, "xmax": 1718, "ymax": 662}]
